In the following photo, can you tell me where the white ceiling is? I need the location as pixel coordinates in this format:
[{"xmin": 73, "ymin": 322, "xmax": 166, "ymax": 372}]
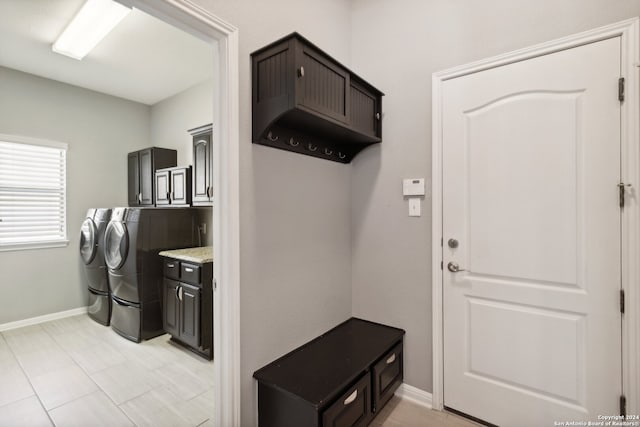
[{"xmin": 0, "ymin": 0, "xmax": 213, "ymax": 105}]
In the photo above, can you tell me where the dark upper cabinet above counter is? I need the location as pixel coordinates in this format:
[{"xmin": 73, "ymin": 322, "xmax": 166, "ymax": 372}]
[
  {"xmin": 128, "ymin": 147, "xmax": 177, "ymax": 207},
  {"xmin": 155, "ymin": 166, "xmax": 192, "ymax": 207},
  {"xmin": 189, "ymin": 124, "xmax": 213, "ymax": 206},
  {"xmin": 251, "ymin": 32, "xmax": 383, "ymax": 163}
]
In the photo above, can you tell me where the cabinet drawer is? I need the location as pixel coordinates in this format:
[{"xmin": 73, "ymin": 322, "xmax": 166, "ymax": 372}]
[
  {"xmin": 180, "ymin": 263, "xmax": 201, "ymax": 285},
  {"xmin": 322, "ymin": 373, "xmax": 372, "ymax": 427},
  {"xmin": 163, "ymin": 259, "xmax": 180, "ymax": 280},
  {"xmin": 372, "ymin": 342, "xmax": 403, "ymax": 411}
]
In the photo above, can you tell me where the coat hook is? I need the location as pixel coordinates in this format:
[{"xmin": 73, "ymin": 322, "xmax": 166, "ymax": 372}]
[
  {"xmin": 324, "ymin": 148, "xmax": 333, "ymax": 156},
  {"xmin": 338, "ymin": 152, "xmax": 346, "ymax": 159},
  {"xmin": 308, "ymin": 143, "xmax": 317, "ymax": 152},
  {"xmin": 289, "ymin": 137, "xmax": 299, "ymax": 147},
  {"xmin": 267, "ymin": 131, "xmax": 278, "ymax": 142}
]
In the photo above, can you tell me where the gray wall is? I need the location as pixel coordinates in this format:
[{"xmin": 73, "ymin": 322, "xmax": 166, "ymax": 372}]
[
  {"xmin": 150, "ymin": 79, "xmax": 214, "ymax": 167},
  {"xmin": 0, "ymin": 66, "xmax": 150, "ymax": 324},
  {"xmin": 191, "ymin": 1, "xmax": 354, "ymax": 425},
  {"xmin": 349, "ymin": 0, "xmax": 640, "ymax": 393},
  {"xmin": 149, "ymin": 79, "xmax": 214, "ymax": 246}
]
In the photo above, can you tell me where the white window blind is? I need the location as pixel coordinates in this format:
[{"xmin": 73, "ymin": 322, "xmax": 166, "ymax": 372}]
[{"xmin": 0, "ymin": 138, "xmax": 67, "ymax": 250}]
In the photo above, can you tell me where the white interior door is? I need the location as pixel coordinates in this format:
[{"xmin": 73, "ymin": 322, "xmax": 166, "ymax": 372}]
[{"xmin": 442, "ymin": 37, "xmax": 622, "ymax": 426}]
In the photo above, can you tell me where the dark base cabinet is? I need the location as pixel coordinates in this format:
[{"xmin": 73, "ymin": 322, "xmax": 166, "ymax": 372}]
[
  {"xmin": 161, "ymin": 256, "xmax": 212, "ymax": 360},
  {"xmin": 254, "ymin": 318, "xmax": 404, "ymax": 427}
]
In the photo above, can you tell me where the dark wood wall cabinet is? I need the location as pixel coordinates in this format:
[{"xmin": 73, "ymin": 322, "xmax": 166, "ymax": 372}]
[
  {"xmin": 189, "ymin": 124, "xmax": 213, "ymax": 206},
  {"xmin": 161, "ymin": 256, "xmax": 213, "ymax": 360},
  {"xmin": 253, "ymin": 318, "xmax": 404, "ymax": 427},
  {"xmin": 155, "ymin": 166, "xmax": 192, "ymax": 207},
  {"xmin": 128, "ymin": 147, "xmax": 177, "ymax": 207},
  {"xmin": 251, "ymin": 33, "xmax": 384, "ymax": 164}
]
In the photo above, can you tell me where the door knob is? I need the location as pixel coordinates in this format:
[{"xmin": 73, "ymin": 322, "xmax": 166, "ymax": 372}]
[
  {"xmin": 447, "ymin": 262, "xmax": 466, "ymax": 273},
  {"xmin": 448, "ymin": 238, "xmax": 459, "ymax": 249}
]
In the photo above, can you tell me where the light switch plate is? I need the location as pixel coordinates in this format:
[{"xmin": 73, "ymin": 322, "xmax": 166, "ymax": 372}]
[
  {"xmin": 409, "ymin": 198, "xmax": 421, "ymax": 217},
  {"xmin": 403, "ymin": 178, "xmax": 425, "ymax": 196}
]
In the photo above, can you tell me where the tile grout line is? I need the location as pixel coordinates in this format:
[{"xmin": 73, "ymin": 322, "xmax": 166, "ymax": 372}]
[{"xmin": 0, "ymin": 330, "xmax": 57, "ymax": 427}]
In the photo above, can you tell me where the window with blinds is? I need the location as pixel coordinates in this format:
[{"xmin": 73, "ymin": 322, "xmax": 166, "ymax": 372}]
[{"xmin": 0, "ymin": 137, "xmax": 68, "ymax": 250}]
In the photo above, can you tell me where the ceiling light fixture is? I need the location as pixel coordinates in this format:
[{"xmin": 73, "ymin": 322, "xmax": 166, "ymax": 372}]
[{"xmin": 52, "ymin": 0, "xmax": 131, "ymax": 60}]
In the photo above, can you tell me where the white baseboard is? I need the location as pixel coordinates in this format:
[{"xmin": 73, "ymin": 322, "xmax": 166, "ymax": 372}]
[
  {"xmin": 0, "ymin": 307, "xmax": 88, "ymax": 332},
  {"xmin": 395, "ymin": 383, "xmax": 433, "ymax": 409}
]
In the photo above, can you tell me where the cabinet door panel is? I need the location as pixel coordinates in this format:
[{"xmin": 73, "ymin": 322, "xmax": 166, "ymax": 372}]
[
  {"xmin": 372, "ymin": 342, "xmax": 403, "ymax": 412},
  {"xmin": 163, "ymin": 278, "xmax": 180, "ymax": 337},
  {"xmin": 193, "ymin": 134, "xmax": 212, "ymax": 205},
  {"xmin": 171, "ymin": 169, "xmax": 187, "ymax": 205},
  {"xmin": 139, "ymin": 148, "xmax": 154, "ymax": 205},
  {"xmin": 349, "ymin": 81, "xmax": 379, "ymax": 138},
  {"xmin": 127, "ymin": 152, "xmax": 140, "ymax": 206},
  {"xmin": 322, "ymin": 373, "xmax": 372, "ymax": 427},
  {"xmin": 155, "ymin": 170, "xmax": 170, "ymax": 206},
  {"xmin": 297, "ymin": 45, "xmax": 349, "ymax": 124},
  {"xmin": 180, "ymin": 283, "xmax": 201, "ymax": 348}
]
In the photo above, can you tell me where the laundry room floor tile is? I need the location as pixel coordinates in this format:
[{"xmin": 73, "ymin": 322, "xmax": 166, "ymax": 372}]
[
  {"xmin": 14, "ymin": 347, "xmax": 76, "ymax": 379},
  {"xmin": 49, "ymin": 390, "xmax": 133, "ymax": 427},
  {"xmin": 0, "ymin": 359, "xmax": 35, "ymax": 408},
  {"xmin": 0, "ymin": 396, "xmax": 52, "ymax": 427},
  {"xmin": 90, "ymin": 360, "xmax": 164, "ymax": 405},
  {"xmin": 119, "ymin": 386, "xmax": 192, "ymax": 427},
  {"xmin": 3, "ymin": 325, "xmax": 59, "ymax": 355},
  {"xmin": 30, "ymin": 364, "xmax": 98, "ymax": 410},
  {"xmin": 66, "ymin": 341, "xmax": 127, "ymax": 374}
]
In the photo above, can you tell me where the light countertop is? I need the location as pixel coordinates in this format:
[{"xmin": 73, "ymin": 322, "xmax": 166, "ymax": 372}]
[{"xmin": 159, "ymin": 246, "xmax": 213, "ymax": 264}]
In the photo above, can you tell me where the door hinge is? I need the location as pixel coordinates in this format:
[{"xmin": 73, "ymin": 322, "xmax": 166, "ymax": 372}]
[
  {"xmin": 620, "ymin": 289, "xmax": 625, "ymax": 314},
  {"xmin": 440, "ymin": 261, "xmax": 443, "ymax": 270},
  {"xmin": 620, "ymin": 394, "xmax": 627, "ymax": 416},
  {"xmin": 441, "ymin": 237, "xmax": 443, "ymax": 247},
  {"xmin": 619, "ymin": 77, "xmax": 625, "ymax": 102},
  {"xmin": 213, "ymin": 279, "xmax": 217, "ymax": 290},
  {"xmin": 619, "ymin": 183, "xmax": 631, "ymax": 208}
]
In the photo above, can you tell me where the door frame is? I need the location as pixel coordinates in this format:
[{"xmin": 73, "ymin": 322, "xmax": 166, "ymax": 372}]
[
  {"xmin": 431, "ymin": 18, "xmax": 640, "ymax": 415},
  {"xmin": 119, "ymin": 1, "xmax": 241, "ymax": 426}
]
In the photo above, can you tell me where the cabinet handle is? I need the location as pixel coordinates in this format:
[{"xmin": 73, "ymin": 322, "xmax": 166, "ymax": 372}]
[
  {"xmin": 343, "ymin": 389, "xmax": 358, "ymax": 405},
  {"xmin": 185, "ymin": 267, "xmax": 194, "ymax": 273},
  {"xmin": 298, "ymin": 66, "xmax": 305, "ymax": 78},
  {"xmin": 179, "ymin": 286, "xmax": 183, "ymax": 301},
  {"xmin": 386, "ymin": 354, "xmax": 396, "ymax": 365},
  {"xmin": 167, "ymin": 263, "xmax": 175, "ymax": 268},
  {"xmin": 167, "ymin": 192, "xmax": 171, "ymax": 201},
  {"xmin": 172, "ymin": 192, "xmax": 175, "ymax": 201},
  {"xmin": 138, "ymin": 192, "xmax": 142, "ymax": 203},
  {"xmin": 175, "ymin": 285, "xmax": 181, "ymax": 300},
  {"xmin": 375, "ymin": 112, "xmax": 381, "ymax": 120}
]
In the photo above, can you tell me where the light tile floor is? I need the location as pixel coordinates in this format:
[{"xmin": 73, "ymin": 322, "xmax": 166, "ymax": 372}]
[
  {"xmin": 373, "ymin": 397, "xmax": 481, "ymax": 427},
  {"xmin": 0, "ymin": 314, "xmax": 213, "ymax": 427},
  {"xmin": 0, "ymin": 314, "xmax": 478, "ymax": 427}
]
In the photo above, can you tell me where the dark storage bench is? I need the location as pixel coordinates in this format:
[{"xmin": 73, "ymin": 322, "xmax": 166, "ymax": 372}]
[{"xmin": 253, "ymin": 318, "xmax": 404, "ymax": 427}]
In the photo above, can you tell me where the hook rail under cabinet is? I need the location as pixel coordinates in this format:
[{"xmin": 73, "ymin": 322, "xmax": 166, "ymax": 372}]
[{"xmin": 267, "ymin": 131, "xmax": 279, "ymax": 142}]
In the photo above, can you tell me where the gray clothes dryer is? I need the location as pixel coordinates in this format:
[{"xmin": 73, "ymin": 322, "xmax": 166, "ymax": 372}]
[
  {"xmin": 80, "ymin": 208, "xmax": 112, "ymax": 325},
  {"xmin": 104, "ymin": 207, "xmax": 197, "ymax": 342}
]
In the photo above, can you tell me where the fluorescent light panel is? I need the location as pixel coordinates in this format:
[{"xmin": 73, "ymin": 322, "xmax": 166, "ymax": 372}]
[{"xmin": 52, "ymin": 0, "xmax": 131, "ymax": 60}]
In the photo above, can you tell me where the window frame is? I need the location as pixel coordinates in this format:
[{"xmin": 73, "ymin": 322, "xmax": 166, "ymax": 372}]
[{"xmin": 0, "ymin": 133, "xmax": 69, "ymax": 252}]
